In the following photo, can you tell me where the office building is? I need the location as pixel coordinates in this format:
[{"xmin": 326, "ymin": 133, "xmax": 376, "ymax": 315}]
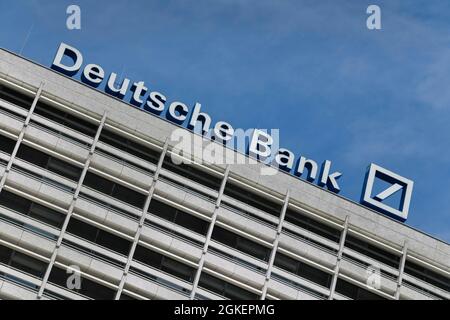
[{"xmin": 0, "ymin": 48, "xmax": 448, "ymax": 300}]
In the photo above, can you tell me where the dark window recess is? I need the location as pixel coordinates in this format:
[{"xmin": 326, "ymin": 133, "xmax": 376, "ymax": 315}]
[
  {"xmin": 66, "ymin": 218, "xmax": 132, "ymax": 256},
  {"xmin": 48, "ymin": 266, "xmax": 116, "ymax": 300},
  {"xmin": 0, "ymin": 244, "xmax": 48, "ymax": 278},
  {"xmin": 133, "ymin": 245, "xmax": 196, "ymax": 282},
  {"xmin": 162, "ymin": 156, "xmax": 222, "ymax": 191},
  {"xmin": 0, "ymin": 134, "xmax": 16, "ymax": 155},
  {"xmin": 284, "ymin": 209, "xmax": 341, "ymax": 243},
  {"xmin": 148, "ymin": 199, "xmax": 209, "ymax": 235},
  {"xmin": 224, "ymin": 182, "xmax": 282, "ymax": 217},
  {"xmin": 99, "ymin": 128, "xmax": 160, "ymax": 165},
  {"xmin": 274, "ymin": 252, "xmax": 332, "ymax": 287},
  {"xmin": 16, "ymin": 144, "xmax": 82, "ymax": 181},
  {"xmin": 0, "ymin": 84, "xmax": 34, "ymax": 110},
  {"xmin": 404, "ymin": 260, "xmax": 450, "ymax": 292},
  {"xmin": 336, "ymin": 278, "xmax": 385, "ymax": 300},
  {"xmin": 83, "ymin": 171, "xmax": 146, "ymax": 208},
  {"xmin": 211, "ymin": 226, "xmax": 270, "ymax": 262},
  {"xmin": 199, "ymin": 272, "xmax": 259, "ymax": 300},
  {"xmin": 0, "ymin": 190, "xmax": 65, "ymax": 228},
  {"xmin": 34, "ymin": 101, "xmax": 98, "ymax": 137},
  {"xmin": 345, "ymin": 235, "xmax": 400, "ymax": 268},
  {"xmin": 119, "ymin": 293, "xmax": 137, "ymax": 300}
]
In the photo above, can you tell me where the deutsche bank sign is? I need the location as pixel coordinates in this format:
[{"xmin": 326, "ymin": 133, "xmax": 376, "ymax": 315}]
[
  {"xmin": 361, "ymin": 164, "xmax": 414, "ymax": 222},
  {"xmin": 50, "ymin": 42, "xmax": 414, "ymax": 221}
]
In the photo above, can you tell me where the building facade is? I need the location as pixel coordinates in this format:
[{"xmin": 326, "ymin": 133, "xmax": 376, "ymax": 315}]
[{"xmin": 0, "ymin": 48, "xmax": 448, "ymax": 300}]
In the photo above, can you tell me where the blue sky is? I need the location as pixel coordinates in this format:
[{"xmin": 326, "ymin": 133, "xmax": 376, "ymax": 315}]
[{"xmin": 0, "ymin": 0, "xmax": 449, "ymax": 242}]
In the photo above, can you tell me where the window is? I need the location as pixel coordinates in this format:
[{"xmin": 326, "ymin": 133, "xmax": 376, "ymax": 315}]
[
  {"xmin": 66, "ymin": 218, "xmax": 132, "ymax": 256},
  {"xmin": 79, "ymin": 193, "xmax": 140, "ymax": 221},
  {"xmin": 0, "ymin": 134, "xmax": 16, "ymax": 155},
  {"xmin": 345, "ymin": 235, "xmax": 400, "ymax": 268},
  {"xmin": 34, "ymin": 100, "xmax": 98, "ymax": 137},
  {"xmin": 404, "ymin": 260, "xmax": 450, "ymax": 292},
  {"xmin": 0, "ymin": 190, "xmax": 65, "ymax": 228},
  {"xmin": 162, "ymin": 156, "xmax": 222, "ymax": 190},
  {"xmin": 83, "ymin": 171, "xmax": 146, "ymax": 208},
  {"xmin": 0, "ymin": 84, "xmax": 34, "ymax": 110},
  {"xmin": 0, "ymin": 244, "xmax": 48, "ymax": 278},
  {"xmin": 99, "ymin": 128, "xmax": 160, "ymax": 165},
  {"xmin": 133, "ymin": 245, "xmax": 196, "ymax": 282},
  {"xmin": 119, "ymin": 293, "xmax": 137, "ymax": 300},
  {"xmin": 335, "ymin": 278, "xmax": 385, "ymax": 300},
  {"xmin": 16, "ymin": 144, "xmax": 82, "ymax": 181},
  {"xmin": 274, "ymin": 252, "xmax": 332, "ymax": 287},
  {"xmin": 48, "ymin": 266, "xmax": 116, "ymax": 300},
  {"xmin": 211, "ymin": 226, "xmax": 271, "ymax": 262},
  {"xmin": 284, "ymin": 208, "xmax": 341, "ymax": 242},
  {"xmin": 224, "ymin": 182, "xmax": 282, "ymax": 217},
  {"xmin": 198, "ymin": 272, "xmax": 259, "ymax": 300},
  {"xmin": 148, "ymin": 199, "xmax": 209, "ymax": 235}
]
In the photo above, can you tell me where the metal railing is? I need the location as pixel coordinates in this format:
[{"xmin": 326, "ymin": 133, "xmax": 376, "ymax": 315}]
[
  {"xmin": 128, "ymin": 267, "xmax": 191, "ymax": 298},
  {"xmin": 208, "ymin": 247, "xmax": 267, "ymax": 275},
  {"xmin": 0, "ymin": 211, "xmax": 57, "ymax": 241},
  {"xmin": 270, "ymin": 272, "xmax": 328, "ymax": 300}
]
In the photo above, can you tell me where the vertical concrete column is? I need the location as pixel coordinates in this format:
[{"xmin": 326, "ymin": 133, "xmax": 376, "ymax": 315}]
[
  {"xmin": 328, "ymin": 215, "xmax": 349, "ymax": 300},
  {"xmin": 114, "ymin": 139, "xmax": 169, "ymax": 300},
  {"xmin": 395, "ymin": 240, "xmax": 408, "ymax": 300},
  {"xmin": 36, "ymin": 112, "xmax": 107, "ymax": 299},
  {"xmin": 189, "ymin": 165, "xmax": 230, "ymax": 300},
  {"xmin": 0, "ymin": 82, "xmax": 44, "ymax": 192},
  {"xmin": 260, "ymin": 190, "xmax": 290, "ymax": 300}
]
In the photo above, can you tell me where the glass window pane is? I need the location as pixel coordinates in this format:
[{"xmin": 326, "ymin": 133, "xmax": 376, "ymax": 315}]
[
  {"xmin": 212, "ymin": 226, "xmax": 270, "ymax": 262},
  {"xmin": 162, "ymin": 156, "xmax": 222, "ymax": 190},
  {"xmin": 160, "ymin": 256, "xmax": 195, "ymax": 282},
  {"xmin": 66, "ymin": 218, "xmax": 98, "ymax": 242},
  {"xmin": 99, "ymin": 128, "xmax": 160, "ymax": 164},
  {"xmin": 274, "ymin": 252, "xmax": 299, "ymax": 274},
  {"xmin": 345, "ymin": 235, "xmax": 400, "ymax": 268},
  {"xmin": 0, "ymin": 245, "xmax": 13, "ymax": 264},
  {"xmin": 224, "ymin": 182, "xmax": 282, "ymax": 217},
  {"xmin": 0, "ymin": 84, "xmax": 34, "ymax": 110},
  {"xmin": 28, "ymin": 203, "xmax": 65, "ymax": 228},
  {"xmin": 9, "ymin": 251, "xmax": 48, "ymax": 278},
  {"xmin": 46, "ymin": 157, "xmax": 82, "ymax": 181},
  {"xmin": 285, "ymin": 208, "xmax": 341, "ymax": 242},
  {"xmin": 0, "ymin": 190, "xmax": 31, "ymax": 214},
  {"xmin": 34, "ymin": 101, "xmax": 98, "ymax": 137},
  {"xmin": 0, "ymin": 134, "xmax": 16, "ymax": 155}
]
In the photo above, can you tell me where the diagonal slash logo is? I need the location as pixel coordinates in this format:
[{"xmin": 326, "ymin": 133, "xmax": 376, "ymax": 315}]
[{"xmin": 361, "ymin": 163, "xmax": 414, "ymax": 222}]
